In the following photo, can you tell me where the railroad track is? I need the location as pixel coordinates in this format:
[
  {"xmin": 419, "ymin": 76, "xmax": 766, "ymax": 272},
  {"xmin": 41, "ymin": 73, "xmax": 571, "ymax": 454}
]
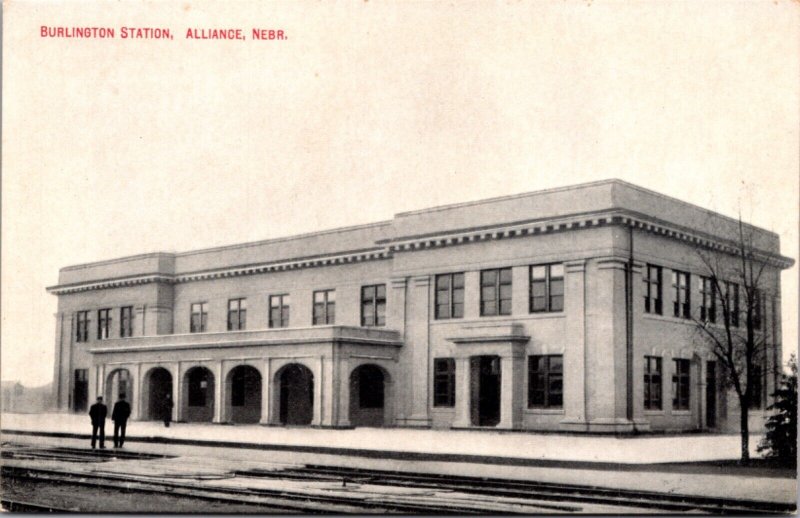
[
  {"xmin": 1, "ymin": 497, "xmax": 72, "ymax": 512},
  {"xmin": 234, "ymin": 464, "xmax": 796, "ymax": 515},
  {"xmin": 1, "ymin": 465, "xmax": 552, "ymax": 514}
]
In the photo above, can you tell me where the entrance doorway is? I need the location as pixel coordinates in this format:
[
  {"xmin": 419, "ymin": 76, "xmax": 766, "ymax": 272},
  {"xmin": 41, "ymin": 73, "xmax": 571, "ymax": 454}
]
[
  {"xmin": 145, "ymin": 367, "xmax": 173, "ymax": 420},
  {"xmin": 277, "ymin": 364, "xmax": 313, "ymax": 425},
  {"xmin": 470, "ymin": 356, "xmax": 501, "ymax": 427},
  {"xmin": 73, "ymin": 369, "xmax": 88, "ymax": 412},
  {"xmin": 349, "ymin": 364, "xmax": 386, "ymax": 427},
  {"xmin": 706, "ymin": 361, "xmax": 717, "ymax": 429}
]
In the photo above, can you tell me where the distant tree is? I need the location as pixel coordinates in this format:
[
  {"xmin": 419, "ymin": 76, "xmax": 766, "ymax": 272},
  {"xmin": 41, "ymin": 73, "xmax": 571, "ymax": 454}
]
[
  {"xmin": 691, "ymin": 217, "xmax": 774, "ymax": 463},
  {"xmin": 758, "ymin": 355, "xmax": 797, "ymax": 467}
]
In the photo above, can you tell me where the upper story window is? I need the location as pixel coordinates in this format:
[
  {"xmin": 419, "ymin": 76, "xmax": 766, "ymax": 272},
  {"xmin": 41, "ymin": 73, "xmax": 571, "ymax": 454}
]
[
  {"xmin": 190, "ymin": 302, "xmax": 208, "ymax": 333},
  {"xmin": 700, "ymin": 276, "xmax": 717, "ymax": 324},
  {"xmin": 435, "ymin": 273, "xmax": 464, "ymax": 320},
  {"xmin": 643, "ymin": 265, "xmax": 663, "ymax": 315},
  {"xmin": 433, "ymin": 358, "xmax": 456, "ymax": 407},
  {"xmin": 480, "ymin": 267, "xmax": 512, "ymax": 316},
  {"xmin": 643, "ymin": 356, "xmax": 662, "ymax": 410},
  {"xmin": 227, "ymin": 298, "xmax": 247, "ymax": 331},
  {"xmin": 269, "ymin": 294, "xmax": 290, "ymax": 329},
  {"xmin": 120, "ymin": 306, "xmax": 134, "ymax": 338},
  {"xmin": 672, "ymin": 358, "xmax": 691, "ymax": 410},
  {"xmin": 361, "ymin": 284, "xmax": 386, "ymax": 327},
  {"xmin": 528, "ymin": 354, "xmax": 563, "ymax": 408},
  {"xmin": 723, "ymin": 281, "xmax": 739, "ymax": 327},
  {"xmin": 530, "ymin": 263, "xmax": 564, "ymax": 313},
  {"xmin": 672, "ymin": 270, "xmax": 691, "ymax": 319},
  {"xmin": 97, "ymin": 308, "xmax": 112, "ymax": 340},
  {"xmin": 313, "ymin": 289, "xmax": 336, "ymax": 325},
  {"xmin": 76, "ymin": 311, "xmax": 90, "ymax": 342}
]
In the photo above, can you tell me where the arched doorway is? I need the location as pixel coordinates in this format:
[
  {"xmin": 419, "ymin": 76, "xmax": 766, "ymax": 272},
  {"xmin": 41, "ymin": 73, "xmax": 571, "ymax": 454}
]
[
  {"xmin": 144, "ymin": 367, "xmax": 173, "ymax": 421},
  {"xmin": 184, "ymin": 366, "xmax": 214, "ymax": 422},
  {"xmin": 105, "ymin": 369, "xmax": 132, "ymax": 408},
  {"xmin": 350, "ymin": 364, "xmax": 388, "ymax": 427},
  {"xmin": 227, "ymin": 365, "xmax": 262, "ymax": 424},
  {"xmin": 277, "ymin": 364, "xmax": 313, "ymax": 425}
]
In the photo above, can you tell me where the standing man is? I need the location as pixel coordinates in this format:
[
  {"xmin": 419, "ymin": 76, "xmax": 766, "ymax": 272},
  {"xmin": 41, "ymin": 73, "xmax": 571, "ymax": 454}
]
[
  {"xmin": 162, "ymin": 393, "xmax": 173, "ymax": 427},
  {"xmin": 88, "ymin": 396, "xmax": 107, "ymax": 449},
  {"xmin": 111, "ymin": 394, "xmax": 131, "ymax": 448}
]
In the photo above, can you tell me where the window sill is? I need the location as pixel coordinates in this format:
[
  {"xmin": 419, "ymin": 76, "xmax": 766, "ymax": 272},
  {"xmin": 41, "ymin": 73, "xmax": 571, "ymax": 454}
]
[
  {"xmin": 431, "ymin": 407, "xmax": 455, "ymax": 413},
  {"xmin": 526, "ymin": 408, "xmax": 565, "ymax": 415},
  {"xmin": 643, "ymin": 410, "xmax": 665, "ymax": 416},
  {"xmin": 671, "ymin": 410, "xmax": 691, "ymax": 416}
]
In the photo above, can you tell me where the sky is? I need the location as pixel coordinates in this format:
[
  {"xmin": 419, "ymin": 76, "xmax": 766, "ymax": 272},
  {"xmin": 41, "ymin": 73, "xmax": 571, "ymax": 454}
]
[{"xmin": 3, "ymin": 0, "xmax": 798, "ymax": 387}]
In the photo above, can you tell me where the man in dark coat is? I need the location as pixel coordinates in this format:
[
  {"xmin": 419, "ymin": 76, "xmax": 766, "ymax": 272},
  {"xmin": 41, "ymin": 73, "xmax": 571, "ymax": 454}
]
[
  {"xmin": 162, "ymin": 394, "xmax": 173, "ymax": 427},
  {"xmin": 88, "ymin": 396, "xmax": 107, "ymax": 449},
  {"xmin": 111, "ymin": 394, "xmax": 131, "ymax": 448}
]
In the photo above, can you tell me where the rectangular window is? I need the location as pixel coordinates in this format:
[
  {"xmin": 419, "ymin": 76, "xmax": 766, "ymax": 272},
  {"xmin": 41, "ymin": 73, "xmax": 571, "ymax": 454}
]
[
  {"xmin": 227, "ymin": 298, "xmax": 247, "ymax": 331},
  {"xmin": 644, "ymin": 265, "xmax": 663, "ymax": 315},
  {"xmin": 435, "ymin": 273, "xmax": 465, "ymax": 320},
  {"xmin": 644, "ymin": 356, "xmax": 662, "ymax": 410},
  {"xmin": 672, "ymin": 270, "xmax": 690, "ymax": 319},
  {"xmin": 700, "ymin": 277, "xmax": 717, "ymax": 323},
  {"xmin": 433, "ymin": 358, "xmax": 456, "ymax": 407},
  {"xmin": 530, "ymin": 263, "xmax": 565, "ymax": 313},
  {"xmin": 313, "ymin": 289, "xmax": 336, "ymax": 325},
  {"xmin": 119, "ymin": 306, "xmax": 134, "ymax": 338},
  {"xmin": 76, "ymin": 311, "xmax": 90, "ymax": 342},
  {"xmin": 672, "ymin": 359, "xmax": 691, "ymax": 410},
  {"xmin": 360, "ymin": 284, "xmax": 386, "ymax": 327},
  {"xmin": 528, "ymin": 355, "xmax": 563, "ymax": 408},
  {"xmin": 97, "ymin": 308, "xmax": 111, "ymax": 340},
  {"xmin": 190, "ymin": 302, "xmax": 208, "ymax": 333},
  {"xmin": 724, "ymin": 281, "xmax": 739, "ymax": 327},
  {"xmin": 269, "ymin": 294, "xmax": 290, "ymax": 328},
  {"xmin": 480, "ymin": 268, "xmax": 512, "ymax": 316}
]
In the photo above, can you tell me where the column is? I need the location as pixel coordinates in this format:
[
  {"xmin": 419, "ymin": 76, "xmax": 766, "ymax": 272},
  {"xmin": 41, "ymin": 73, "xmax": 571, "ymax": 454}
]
[
  {"xmin": 312, "ymin": 356, "xmax": 324, "ymax": 426},
  {"xmin": 511, "ymin": 266, "xmax": 528, "ymax": 315},
  {"xmin": 452, "ymin": 356, "xmax": 472, "ymax": 428},
  {"xmin": 403, "ymin": 275, "xmax": 432, "ymax": 426},
  {"xmin": 336, "ymin": 356, "xmax": 352, "ymax": 427},
  {"xmin": 168, "ymin": 363, "xmax": 180, "ymax": 422},
  {"xmin": 585, "ymin": 256, "xmax": 632, "ymax": 431},
  {"xmin": 260, "ymin": 359, "xmax": 271, "ymax": 424},
  {"xmin": 132, "ymin": 363, "xmax": 142, "ymax": 420},
  {"xmin": 52, "ymin": 313, "xmax": 65, "ymax": 410},
  {"xmin": 498, "ymin": 354, "xmax": 523, "ymax": 429},
  {"xmin": 212, "ymin": 361, "xmax": 224, "ymax": 423},
  {"xmin": 388, "ymin": 277, "xmax": 407, "ymax": 335},
  {"xmin": 561, "ymin": 260, "xmax": 587, "ymax": 427}
]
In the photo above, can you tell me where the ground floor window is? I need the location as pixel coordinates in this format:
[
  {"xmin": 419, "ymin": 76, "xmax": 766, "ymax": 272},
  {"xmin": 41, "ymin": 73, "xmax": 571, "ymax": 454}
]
[
  {"xmin": 672, "ymin": 359, "xmax": 691, "ymax": 410},
  {"xmin": 644, "ymin": 356, "xmax": 662, "ymax": 410},
  {"xmin": 528, "ymin": 355, "xmax": 563, "ymax": 408},
  {"xmin": 433, "ymin": 358, "xmax": 455, "ymax": 407}
]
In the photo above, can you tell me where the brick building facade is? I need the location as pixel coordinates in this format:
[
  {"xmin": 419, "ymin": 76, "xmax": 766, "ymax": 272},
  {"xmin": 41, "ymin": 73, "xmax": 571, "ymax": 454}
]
[{"xmin": 48, "ymin": 180, "xmax": 793, "ymax": 433}]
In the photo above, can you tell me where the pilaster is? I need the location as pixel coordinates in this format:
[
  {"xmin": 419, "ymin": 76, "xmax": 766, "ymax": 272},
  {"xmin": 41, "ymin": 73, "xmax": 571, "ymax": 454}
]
[
  {"xmin": 561, "ymin": 260, "xmax": 587, "ymax": 427},
  {"xmin": 402, "ymin": 275, "xmax": 432, "ymax": 427}
]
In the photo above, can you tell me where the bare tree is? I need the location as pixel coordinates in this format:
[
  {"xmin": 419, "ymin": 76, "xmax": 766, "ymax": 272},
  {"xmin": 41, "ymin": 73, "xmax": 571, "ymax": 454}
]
[{"xmin": 692, "ymin": 217, "xmax": 773, "ymax": 463}]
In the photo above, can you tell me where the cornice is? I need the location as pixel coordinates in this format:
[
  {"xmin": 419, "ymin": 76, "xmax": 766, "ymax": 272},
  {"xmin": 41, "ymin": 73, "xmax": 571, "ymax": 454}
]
[{"xmin": 47, "ymin": 208, "xmax": 793, "ymax": 296}]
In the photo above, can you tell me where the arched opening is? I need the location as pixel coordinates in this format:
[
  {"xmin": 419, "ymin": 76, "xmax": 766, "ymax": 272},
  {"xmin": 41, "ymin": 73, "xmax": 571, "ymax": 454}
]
[
  {"xmin": 227, "ymin": 365, "xmax": 262, "ymax": 424},
  {"xmin": 105, "ymin": 369, "xmax": 132, "ymax": 409},
  {"xmin": 277, "ymin": 364, "xmax": 313, "ymax": 425},
  {"xmin": 350, "ymin": 364, "xmax": 387, "ymax": 427},
  {"xmin": 184, "ymin": 366, "xmax": 215, "ymax": 422},
  {"xmin": 144, "ymin": 367, "xmax": 173, "ymax": 421}
]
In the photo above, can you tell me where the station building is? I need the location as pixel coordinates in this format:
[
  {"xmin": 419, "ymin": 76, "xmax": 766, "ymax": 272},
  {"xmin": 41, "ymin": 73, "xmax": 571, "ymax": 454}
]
[{"xmin": 48, "ymin": 180, "xmax": 793, "ymax": 433}]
